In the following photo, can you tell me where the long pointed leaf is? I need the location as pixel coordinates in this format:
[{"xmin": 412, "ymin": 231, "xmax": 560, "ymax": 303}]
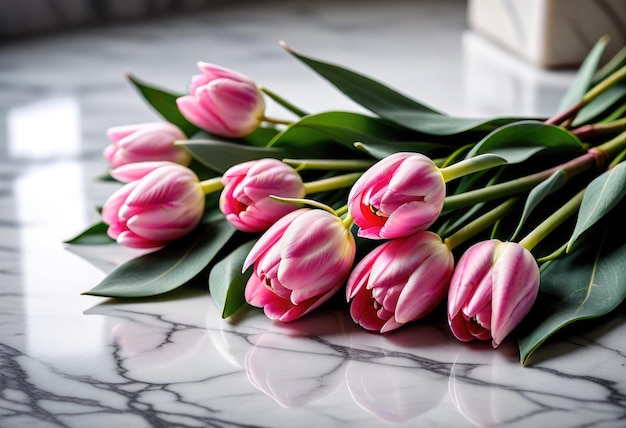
[
  {"xmin": 64, "ymin": 222, "xmax": 114, "ymax": 245},
  {"xmin": 467, "ymin": 120, "xmax": 583, "ymax": 163},
  {"xmin": 83, "ymin": 221, "xmax": 236, "ymax": 297},
  {"xmin": 519, "ymin": 223, "xmax": 626, "ymax": 365},
  {"xmin": 179, "ymin": 140, "xmax": 286, "ymax": 173},
  {"xmin": 567, "ymin": 162, "xmax": 626, "ymax": 252},
  {"xmin": 282, "ymin": 43, "xmax": 530, "ymax": 135},
  {"xmin": 510, "ymin": 170, "xmax": 567, "ymax": 241},
  {"xmin": 126, "ymin": 73, "xmax": 200, "ymax": 137},
  {"xmin": 557, "ymin": 36, "xmax": 609, "ymax": 112},
  {"xmin": 209, "ymin": 240, "xmax": 256, "ymax": 318}
]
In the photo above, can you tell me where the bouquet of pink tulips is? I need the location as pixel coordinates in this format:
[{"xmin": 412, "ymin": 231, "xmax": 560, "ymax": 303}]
[{"xmin": 67, "ymin": 39, "xmax": 626, "ymax": 365}]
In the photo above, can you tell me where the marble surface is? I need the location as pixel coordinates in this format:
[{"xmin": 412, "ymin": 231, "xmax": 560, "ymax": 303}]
[{"xmin": 1, "ymin": 1, "xmax": 625, "ymax": 427}]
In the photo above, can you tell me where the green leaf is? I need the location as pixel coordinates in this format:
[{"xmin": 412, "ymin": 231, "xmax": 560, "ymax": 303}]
[
  {"xmin": 282, "ymin": 43, "xmax": 529, "ymax": 135},
  {"xmin": 126, "ymin": 73, "xmax": 200, "ymax": 137},
  {"xmin": 83, "ymin": 221, "xmax": 236, "ymax": 297},
  {"xmin": 557, "ymin": 36, "xmax": 609, "ymax": 112},
  {"xmin": 519, "ymin": 224, "xmax": 626, "ymax": 365},
  {"xmin": 467, "ymin": 120, "xmax": 583, "ymax": 163},
  {"xmin": 510, "ymin": 170, "xmax": 567, "ymax": 241},
  {"xmin": 179, "ymin": 140, "xmax": 287, "ymax": 173},
  {"xmin": 282, "ymin": 42, "xmax": 441, "ymax": 115},
  {"xmin": 267, "ymin": 111, "xmax": 425, "ymax": 155},
  {"xmin": 572, "ymin": 81, "xmax": 626, "ymax": 127},
  {"xmin": 567, "ymin": 162, "xmax": 626, "ymax": 252},
  {"xmin": 355, "ymin": 141, "xmax": 453, "ymax": 159},
  {"xmin": 209, "ymin": 240, "xmax": 255, "ymax": 318},
  {"xmin": 64, "ymin": 222, "xmax": 115, "ymax": 245}
]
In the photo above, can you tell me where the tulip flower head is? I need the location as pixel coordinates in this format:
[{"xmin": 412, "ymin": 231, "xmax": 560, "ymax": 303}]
[
  {"xmin": 102, "ymin": 162, "xmax": 205, "ymax": 249},
  {"xmin": 219, "ymin": 159, "xmax": 306, "ymax": 232},
  {"xmin": 176, "ymin": 62, "xmax": 265, "ymax": 138},
  {"xmin": 243, "ymin": 208, "xmax": 356, "ymax": 322},
  {"xmin": 346, "ymin": 231, "xmax": 454, "ymax": 333},
  {"xmin": 348, "ymin": 152, "xmax": 446, "ymax": 240},
  {"xmin": 447, "ymin": 239, "xmax": 540, "ymax": 348},
  {"xmin": 104, "ymin": 122, "xmax": 191, "ymax": 168}
]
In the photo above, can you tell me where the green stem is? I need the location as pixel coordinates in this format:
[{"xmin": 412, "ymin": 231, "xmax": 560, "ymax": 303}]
[
  {"xmin": 596, "ymin": 129, "xmax": 626, "ymax": 160},
  {"xmin": 443, "ymin": 151, "xmax": 599, "ymax": 211},
  {"xmin": 335, "ymin": 204, "xmax": 349, "ymax": 217},
  {"xmin": 572, "ymin": 117, "xmax": 626, "ymax": 140},
  {"xmin": 444, "ymin": 198, "xmax": 519, "ymax": 251},
  {"xmin": 260, "ymin": 86, "xmax": 308, "ymax": 117},
  {"xmin": 303, "ymin": 172, "xmax": 362, "ymax": 194},
  {"xmin": 342, "ymin": 211, "xmax": 354, "ymax": 229},
  {"xmin": 269, "ymin": 196, "xmax": 336, "ymax": 215},
  {"xmin": 199, "ymin": 177, "xmax": 223, "ymax": 194},
  {"xmin": 546, "ymin": 63, "xmax": 626, "ymax": 126},
  {"xmin": 283, "ymin": 158, "xmax": 374, "ymax": 171},
  {"xmin": 518, "ymin": 188, "xmax": 585, "ymax": 251},
  {"xmin": 440, "ymin": 153, "xmax": 507, "ymax": 182},
  {"xmin": 262, "ymin": 115, "xmax": 293, "ymax": 126}
]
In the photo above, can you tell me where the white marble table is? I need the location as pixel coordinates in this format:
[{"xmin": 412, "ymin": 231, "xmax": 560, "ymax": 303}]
[{"xmin": 1, "ymin": 1, "xmax": 625, "ymax": 427}]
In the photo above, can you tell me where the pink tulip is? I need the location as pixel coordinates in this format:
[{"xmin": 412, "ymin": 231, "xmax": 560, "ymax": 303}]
[
  {"xmin": 347, "ymin": 152, "xmax": 445, "ymax": 240},
  {"xmin": 104, "ymin": 122, "xmax": 191, "ymax": 168},
  {"xmin": 447, "ymin": 239, "xmax": 540, "ymax": 348},
  {"xmin": 243, "ymin": 208, "xmax": 356, "ymax": 322},
  {"xmin": 176, "ymin": 62, "xmax": 265, "ymax": 138},
  {"xmin": 219, "ymin": 159, "xmax": 305, "ymax": 232},
  {"xmin": 346, "ymin": 231, "xmax": 454, "ymax": 333},
  {"xmin": 102, "ymin": 162, "xmax": 205, "ymax": 249}
]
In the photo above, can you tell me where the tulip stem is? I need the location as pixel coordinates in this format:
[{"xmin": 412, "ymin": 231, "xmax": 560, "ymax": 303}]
[
  {"xmin": 260, "ymin": 86, "xmax": 308, "ymax": 118},
  {"xmin": 341, "ymin": 212, "xmax": 354, "ymax": 229},
  {"xmin": 262, "ymin": 115, "xmax": 293, "ymax": 126},
  {"xmin": 303, "ymin": 172, "xmax": 362, "ymax": 195},
  {"xmin": 518, "ymin": 188, "xmax": 585, "ymax": 252},
  {"xmin": 439, "ymin": 153, "xmax": 507, "ymax": 183},
  {"xmin": 443, "ymin": 150, "xmax": 600, "ymax": 211},
  {"xmin": 269, "ymin": 195, "xmax": 337, "ymax": 216},
  {"xmin": 546, "ymin": 62, "xmax": 626, "ymax": 126},
  {"xmin": 199, "ymin": 177, "xmax": 224, "ymax": 194},
  {"xmin": 444, "ymin": 197, "xmax": 519, "ymax": 251},
  {"xmin": 572, "ymin": 117, "xmax": 626, "ymax": 140},
  {"xmin": 283, "ymin": 158, "xmax": 375, "ymax": 171}
]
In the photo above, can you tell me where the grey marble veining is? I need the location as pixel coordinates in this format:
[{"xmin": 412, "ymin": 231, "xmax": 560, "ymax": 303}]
[{"xmin": 1, "ymin": 1, "xmax": 625, "ymax": 427}]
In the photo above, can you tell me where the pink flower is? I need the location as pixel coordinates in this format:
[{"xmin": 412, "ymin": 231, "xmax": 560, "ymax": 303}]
[
  {"xmin": 176, "ymin": 62, "xmax": 265, "ymax": 138},
  {"xmin": 243, "ymin": 208, "xmax": 356, "ymax": 322},
  {"xmin": 447, "ymin": 239, "xmax": 540, "ymax": 348},
  {"xmin": 104, "ymin": 122, "xmax": 191, "ymax": 168},
  {"xmin": 346, "ymin": 231, "xmax": 454, "ymax": 333},
  {"xmin": 347, "ymin": 152, "xmax": 445, "ymax": 240},
  {"xmin": 219, "ymin": 159, "xmax": 305, "ymax": 232},
  {"xmin": 102, "ymin": 162, "xmax": 205, "ymax": 249}
]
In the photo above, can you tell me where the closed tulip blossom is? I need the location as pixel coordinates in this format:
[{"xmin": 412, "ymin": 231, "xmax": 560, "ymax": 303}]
[
  {"xmin": 104, "ymin": 122, "xmax": 191, "ymax": 168},
  {"xmin": 347, "ymin": 152, "xmax": 445, "ymax": 239},
  {"xmin": 243, "ymin": 208, "xmax": 356, "ymax": 322},
  {"xmin": 176, "ymin": 62, "xmax": 265, "ymax": 138},
  {"xmin": 447, "ymin": 239, "xmax": 540, "ymax": 348},
  {"xmin": 346, "ymin": 231, "xmax": 454, "ymax": 333},
  {"xmin": 220, "ymin": 159, "xmax": 305, "ymax": 232},
  {"xmin": 102, "ymin": 162, "xmax": 205, "ymax": 249}
]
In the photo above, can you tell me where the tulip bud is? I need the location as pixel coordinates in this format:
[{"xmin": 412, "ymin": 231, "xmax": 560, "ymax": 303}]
[
  {"xmin": 104, "ymin": 122, "xmax": 191, "ymax": 168},
  {"xmin": 102, "ymin": 162, "xmax": 205, "ymax": 249},
  {"xmin": 243, "ymin": 208, "xmax": 356, "ymax": 322},
  {"xmin": 346, "ymin": 231, "xmax": 454, "ymax": 333},
  {"xmin": 347, "ymin": 152, "xmax": 445, "ymax": 240},
  {"xmin": 219, "ymin": 159, "xmax": 305, "ymax": 232},
  {"xmin": 176, "ymin": 62, "xmax": 265, "ymax": 138},
  {"xmin": 447, "ymin": 239, "xmax": 540, "ymax": 348}
]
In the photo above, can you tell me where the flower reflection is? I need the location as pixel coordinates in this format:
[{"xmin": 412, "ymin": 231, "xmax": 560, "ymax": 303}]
[
  {"xmin": 448, "ymin": 341, "xmax": 526, "ymax": 427},
  {"xmin": 345, "ymin": 325, "xmax": 450, "ymax": 422},
  {"xmin": 244, "ymin": 311, "xmax": 347, "ymax": 407}
]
